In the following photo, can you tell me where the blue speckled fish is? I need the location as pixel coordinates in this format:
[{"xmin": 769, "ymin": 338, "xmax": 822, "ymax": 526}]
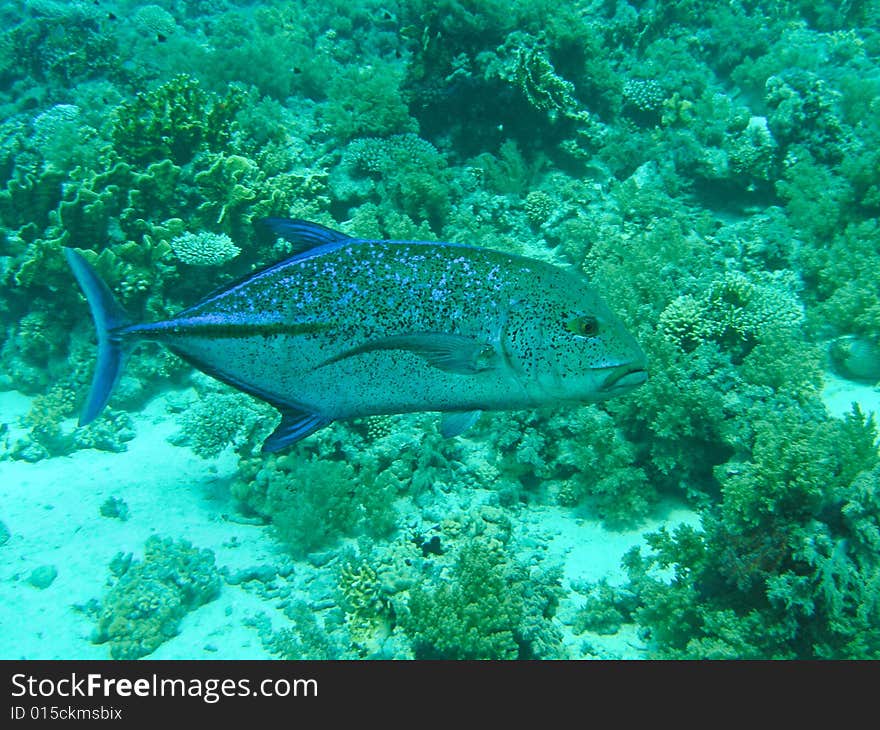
[{"xmin": 65, "ymin": 219, "xmax": 647, "ymax": 452}]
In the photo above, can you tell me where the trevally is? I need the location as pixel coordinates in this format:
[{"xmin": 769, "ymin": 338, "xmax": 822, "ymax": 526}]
[{"xmin": 65, "ymin": 218, "xmax": 648, "ymax": 452}]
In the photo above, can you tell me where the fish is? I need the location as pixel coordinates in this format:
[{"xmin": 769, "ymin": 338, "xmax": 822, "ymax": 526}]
[{"xmin": 64, "ymin": 218, "xmax": 648, "ymax": 453}]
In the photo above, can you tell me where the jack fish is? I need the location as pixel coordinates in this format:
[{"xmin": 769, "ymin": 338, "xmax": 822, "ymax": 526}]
[{"xmin": 65, "ymin": 218, "xmax": 647, "ymax": 452}]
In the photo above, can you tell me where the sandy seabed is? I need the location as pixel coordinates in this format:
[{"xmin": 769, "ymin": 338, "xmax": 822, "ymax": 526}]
[{"xmin": 0, "ymin": 372, "xmax": 875, "ymax": 660}]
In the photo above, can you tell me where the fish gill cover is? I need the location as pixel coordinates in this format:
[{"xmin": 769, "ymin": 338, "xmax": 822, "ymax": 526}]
[{"xmin": 0, "ymin": 0, "xmax": 879, "ymax": 660}]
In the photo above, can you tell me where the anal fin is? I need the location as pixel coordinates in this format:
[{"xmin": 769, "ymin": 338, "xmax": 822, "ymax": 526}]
[{"xmin": 262, "ymin": 408, "xmax": 332, "ymax": 453}]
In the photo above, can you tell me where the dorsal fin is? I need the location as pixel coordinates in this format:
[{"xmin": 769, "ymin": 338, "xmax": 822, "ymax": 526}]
[{"xmin": 261, "ymin": 218, "xmax": 353, "ymax": 253}]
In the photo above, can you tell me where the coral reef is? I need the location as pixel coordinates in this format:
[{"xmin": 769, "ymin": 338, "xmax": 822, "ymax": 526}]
[
  {"xmin": 620, "ymin": 406, "xmax": 880, "ymax": 658},
  {"xmin": 231, "ymin": 449, "xmax": 398, "ymax": 559},
  {"xmin": 92, "ymin": 537, "xmax": 221, "ymax": 660},
  {"xmin": 3, "ymin": 0, "xmax": 880, "ymax": 661}
]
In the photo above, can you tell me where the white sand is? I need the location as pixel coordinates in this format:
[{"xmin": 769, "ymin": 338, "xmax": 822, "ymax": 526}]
[
  {"xmin": 0, "ymin": 391, "xmax": 280, "ymax": 660},
  {"xmin": 821, "ymin": 371, "xmax": 880, "ymax": 420},
  {"xmin": 0, "ymin": 370, "xmax": 871, "ymax": 660}
]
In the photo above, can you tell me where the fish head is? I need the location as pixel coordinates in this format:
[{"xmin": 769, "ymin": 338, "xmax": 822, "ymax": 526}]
[{"xmin": 504, "ymin": 272, "xmax": 647, "ymax": 403}]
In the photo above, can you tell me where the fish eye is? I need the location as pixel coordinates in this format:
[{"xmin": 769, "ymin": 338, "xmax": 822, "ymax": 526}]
[{"xmin": 566, "ymin": 315, "xmax": 599, "ymax": 338}]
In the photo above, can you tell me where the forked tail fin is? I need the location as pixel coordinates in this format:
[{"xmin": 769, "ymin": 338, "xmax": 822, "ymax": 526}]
[{"xmin": 64, "ymin": 248, "xmax": 134, "ymax": 425}]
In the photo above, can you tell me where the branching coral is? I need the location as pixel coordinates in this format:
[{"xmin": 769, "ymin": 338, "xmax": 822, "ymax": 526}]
[
  {"xmin": 555, "ymin": 407, "xmax": 656, "ymax": 527},
  {"xmin": 171, "ymin": 387, "xmax": 271, "ymax": 458},
  {"xmin": 336, "ymin": 133, "xmax": 451, "ymax": 230},
  {"xmin": 169, "ymin": 231, "xmax": 241, "ymax": 266},
  {"xmin": 659, "ymin": 270, "xmax": 804, "ymax": 362},
  {"xmin": 232, "ymin": 451, "xmax": 398, "ymax": 558}
]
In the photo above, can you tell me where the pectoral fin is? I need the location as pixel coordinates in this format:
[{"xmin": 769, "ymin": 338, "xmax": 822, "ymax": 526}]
[
  {"xmin": 440, "ymin": 410, "xmax": 482, "ymax": 438},
  {"xmin": 321, "ymin": 333, "xmax": 499, "ymax": 374}
]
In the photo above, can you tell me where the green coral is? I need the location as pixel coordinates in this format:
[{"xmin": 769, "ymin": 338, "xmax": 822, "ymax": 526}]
[
  {"xmin": 171, "ymin": 386, "xmax": 272, "ymax": 458},
  {"xmin": 573, "ymin": 580, "xmax": 628, "ymax": 635},
  {"xmin": 659, "ymin": 270, "xmax": 803, "ymax": 362},
  {"xmin": 92, "ymin": 536, "xmax": 221, "ymax": 660},
  {"xmin": 555, "ymin": 407, "xmax": 656, "ymax": 527},
  {"xmin": 624, "ymin": 405, "xmax": 880, "ymax": 659},
  {"xmin": 335, "ymin": 551, "xmax": 397, "ymax": 657},
  {"xmin": 258, "ymin": 601, "xmax": 342, "ymax": 660},
  {"xmin": 622, "ymin": 79, "xmax": 666, "ymax": 124},
  {"xmin": 110, "ymin": 75, "xmax": 244, "ymax": 167},
  {"xmin": 232, "ymin": 450, "xmax": 398, "ymax": 558},
  {"xmin": 321, "ymin": 62, "xmax": 417, "ymax": 143},
  {"xmin": 192, "ymin": 154, "xmax": 258, "ymax": 226},
  {"xmin": 336, "ymin": 134, "xmax": 451, "ymax": 230},
  {"xmin": 523, "ymin": 190, "xmax": 555, "ymax": 228},
  {"xmin": 403, "ymin": 536, "xmax": 564, "ymax": 659}
]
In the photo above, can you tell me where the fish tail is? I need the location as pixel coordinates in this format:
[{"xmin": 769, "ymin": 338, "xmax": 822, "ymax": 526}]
[{"xmin": 64, "ymin": 248, "xmax": 135, "ymax": 426}]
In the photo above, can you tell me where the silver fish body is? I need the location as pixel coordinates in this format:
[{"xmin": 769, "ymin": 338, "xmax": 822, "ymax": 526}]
[{"xmin": 66, "ymin": 219, "xmax": 647, "ymax": 451}]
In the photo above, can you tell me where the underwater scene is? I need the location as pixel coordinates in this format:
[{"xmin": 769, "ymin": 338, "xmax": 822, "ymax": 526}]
[{"xmin": 1, "ymin": 0, "xmax": 880, "ymax": 661}]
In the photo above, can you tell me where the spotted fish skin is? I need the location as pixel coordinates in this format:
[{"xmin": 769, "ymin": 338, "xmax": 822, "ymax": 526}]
[{"xmin": 65, "ymin": 219, "xmax": 647, "ymax": 452}]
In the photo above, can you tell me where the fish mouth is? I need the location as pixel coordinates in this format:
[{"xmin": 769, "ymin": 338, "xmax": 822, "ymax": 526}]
[{"xmin": 601, "ymin": 364, "xmax": 648, "ymax": 393}]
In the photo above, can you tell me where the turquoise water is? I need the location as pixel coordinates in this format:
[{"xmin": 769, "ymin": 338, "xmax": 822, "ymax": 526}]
[{"xmin": 1, "ymin": 0, "xmax": 880, "ymax": 659}]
